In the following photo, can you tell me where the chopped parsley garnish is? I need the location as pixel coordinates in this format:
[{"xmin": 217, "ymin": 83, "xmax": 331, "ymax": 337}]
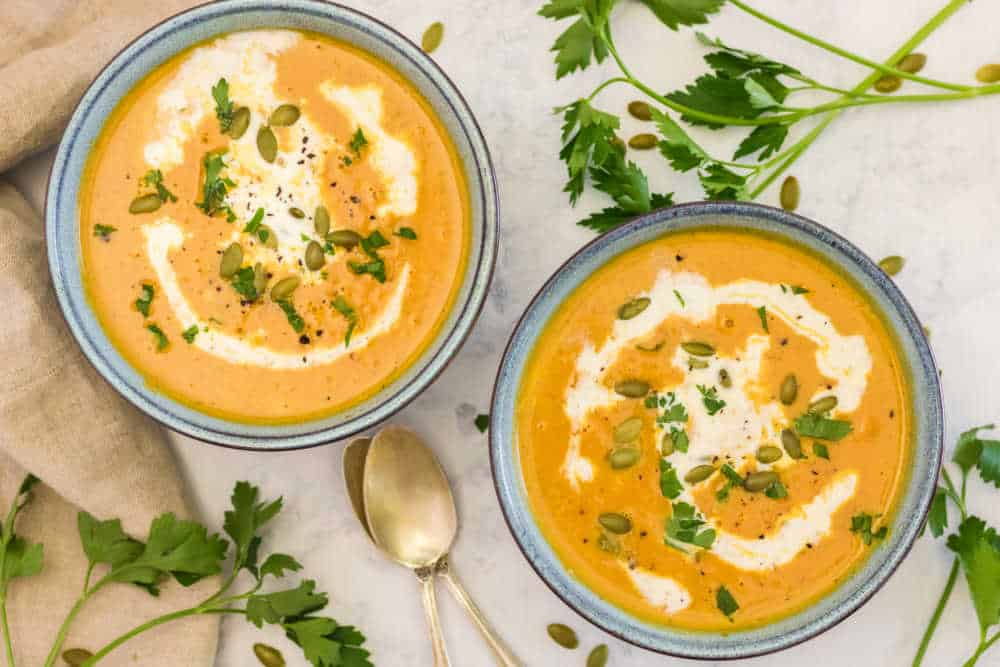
[
  {"xmin": 212, "ymin": 78, "xmax": 235, "ymax": 133},
  {"xmin": 230, "ymin": 266, "xmax": 258, "ymax": 302},
  {"xmin": 716, "ymin": 464, "xmax": 744, "ymax": 502},
  {"xmin": 664, "ymin": 501, "xmax": 715, "ymax": 552},
  {"xmin": 349, "ymin": 128, "xmax": 368, "ymax": 155},
  {"xmin": 182, "ymin": 325, "xmax": 199, "ymax": 344},
  {"xmin": 668, "ymin": 429, "xmax": 689, "ymax": 454},
  {"xmin": 716, "ymin": 586, "xmax": 739, "ymax": 618},
  {"xmin": 794, "ymin": 413, "xmax": 852, "ymax": 441},
  {"xmin": 814, "ymin": 442, "xmax": 830, "ymax": 459},
  {"xmin": 196, "ymin": 152, "xmax": 237, "ymax": 221},
  {"xmin": 146, "ymin": 324, "xmax": 168, "ymax": 351},
  {"xmin": 765, "ymin": 480, "xmax": 788, "ymax": 499},
  {"xmin": 697, "ymin": 384, "xmax": 726, "ymax": 416},
  {"xmin": 277, "ymin": 300, "xmax": 305, "ymax": 333},
  {"xmin": 673, "ymin": 289, "xmax": 685, "ymax": 307},
  {"xmin": 134, "ymin": 283, "xmax": 154, "ymax": 317},
  {"xmin": 659, "ymin": 459, "xmax": 683, "ymax": 499},
  {"xmin": 243, "ymin": 208, "xmax": 265, "ymax": 234},
  {"xmin": 394, "ymin": 227, "xmax": 418, "ymax": 240},
  {"xmin": 362, "ymin": 230, "xmax": 389, "ymax": 251},
  {"xmin": 141, "ymin": 169, "xmax": 177, "ymax": 203},
  {"xmin": 93, "ymin": 224, "xmax": 117, "ymax": 240},
  {"xmin": 349, "ymin": 231, "xmax": 390, "ymax": 283},
  {"xmin": 756, "ymin": 305, "xmax": 769, "ymax": 332},
  {"xmin": 331, "ymin": 296, "xmax": 358, "ymax": 346},
  {"xmin": 791, "ymin": 285, "xmax": 809, "ymax": 294},
  {"xmin": 474, "ymin": 414, "xmax": 490, "ymax": 433},
  {"xmin": 647, "ymin": 392, "xmax": 689, "ymax": 453},
  {"xmin": 851, "ymin": 512, "xmax": 888, "ymax": 545}
]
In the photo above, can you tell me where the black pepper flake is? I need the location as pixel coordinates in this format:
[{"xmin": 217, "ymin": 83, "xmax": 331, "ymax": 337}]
[
  {"xmin": 676, "ymin": 254, "xmax": 684, "ymax": 261},
  {"xmin": 297, "ymin": 159, "xmax": 305, "ymax": 165},
  {"xmin": 316, "ymin": 330, "xmax": 324, "ymax": 337},
  {"xmin": 299, "ymin": 335, "xmax": 311, "ymax": 345},
  {"xmin": 350, "ymin": 195, "xmax": 361, "ymax": 204},
  {"xmin": 307, "ymin": 153, "xmax": 315, "ymax": 159}
]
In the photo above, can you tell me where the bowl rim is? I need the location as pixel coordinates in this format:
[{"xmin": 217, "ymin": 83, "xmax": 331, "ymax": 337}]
[
  {"xmin": 44, "ymin": 0, "xmax": 499, "ymax": 451},
  {"xmin": 489, "ymin": 200, "xmax": 942, "ymax": 659}
]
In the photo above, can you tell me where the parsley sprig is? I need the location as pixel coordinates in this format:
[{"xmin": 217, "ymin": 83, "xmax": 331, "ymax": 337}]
[
  {"xmin": 332, "ymin": 296, "xmax": 358, "ymax": 346},
  {"xmin": 196, "ymin": 152, "xmax": 237, "ymax": 222}
]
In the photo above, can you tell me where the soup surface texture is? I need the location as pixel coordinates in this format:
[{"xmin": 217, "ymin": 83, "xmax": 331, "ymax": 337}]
[
  {"xmin": 516, "ymin": 229, "xmax": 910, "ymax": 631},
  {"xmin": 80, "ymin": 30, "xmax": 469, "ymax": 423}
]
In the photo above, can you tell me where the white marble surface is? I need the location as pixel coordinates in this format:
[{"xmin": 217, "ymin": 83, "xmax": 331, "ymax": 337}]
[{"xmin": 12, "ymin": 0, "xmax": 1000, "ymax": 664}]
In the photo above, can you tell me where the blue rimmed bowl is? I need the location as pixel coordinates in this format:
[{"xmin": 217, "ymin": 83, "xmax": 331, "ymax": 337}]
[
  {"xmin": 46, "ymin": 0, "xmax": 498, "ymax": 450},
  {"xmin": 489, "ymin": 201, "xmax": 942, "ymax": 659}
]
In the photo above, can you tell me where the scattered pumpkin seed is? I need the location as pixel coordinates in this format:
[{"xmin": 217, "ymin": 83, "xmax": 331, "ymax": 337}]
[
  {"xmin": 257, "ymin": 126, "xmax": 277, "ymax": 162},
  {"xmin": 744, "ymin": 471, "xmax": 780, "ymax": 492},
  {"xmin": 756, "ymin": 445, "xmax": 783, "ymax": 464},
  {"xmin": 874, "ymin": 75, "xmax": 902, "ymax": 93},
  {"xmin": 269, "ymin": 104, "xmax": 300, "ymax": 127},
  {"xmin": 617, "ymin": 297, "xmax": 650, "ymax": 320},
  {"xmin": 219, "ymin": 243, "xmax": 243, "ymax": 278},
  {"xmin": 808, "ymin": 395, "xmax": 838, "ymax": 414},
  {"xmin": 128, "ymin": 193, "xmax": 162, "ymax": 214},
  {"xmin": 627, "ymin": 100, "xmax": 652, "ymax": 121},
  {"xmin": 779, "ymin": 374, "xmax": 798, "ymax": 405},
  {"xmin": 253, "ymin": 262, "xmax": 267, "ymax": 294},
  {"xmin": 597, "ymin": 531, "xmax": 620, "ymax": 554},
  {"xmin": 719, "ymin": 368, "xmax": 732, "ymax": 388},
  {"xmin": 614, "ymin": 379, "xmax": 649, "ymax": 398},
  {"xmin": 780, "ymin": 176, "xmax": 800, "ymax": 211},
  {"xmin": 305, "ymin": 241, "xmax": 325, "ymax": 270},
  {"xmin": 314, "ymin": 206, "xmax": 330, "ymax": 236},
  {"xmin": 688, "ymin": 358, "xmax": 709, "ymax": 369},
  {"xmin": 613, "ymin": 416, "xmax": 643, "ymax": 443},
  {"xmin": 587, "ymin": 644, "xmax": 609, "ymax": 667},
  {"xmin": 781, "ymin": 428, "xmax": 803, "ymax": 459},
  {"xmin": 229, "ymin": 106, "xmax": 251, "ymax": 139},
  {"xmin": 681, "ymin": 341, "xmax": 715, "ymax": 357},
  {"xmin": 259, "ymin": 225, "xmax": 278, "ymax": 248},
  {"xmin": 878, "ymin": 255, "xmax": 905, "ymax": 276},
  {"xmin": 976, "ymin": 63, "xmax": 1000, "ymax": 83},
  {"xmin": 327, "ymin": 229, "xmax": 362, "ymax": 249},
  {"xmin": 628, "ymin": 133, "xmax": 657, "ymax": 150},
  {"xmin": 270, "ymin": 276, "xmax": 300, "ymax": 301},
  {"xmin": 422, "ymin": 21, "xmax": 444, "ymax": 53},
  {"xmin": 598, "ymin": 512, "xmax": 632, "ymax": 534},
  {"xmin": 547, "ymin": 623, "xmax": 579, "ymax": 649},
  {"xmin": 609, "ymin": 447, "xmax": 641, "ymax": 469},
  {"xmin": 289, "ymin": 207, "xmax": 305, "ymax": 219},
  {"xmin": 684, "ymin": 464, "xmax": 716, "ymax": 484},
  {"xmin": 898, "ymin": 53, "xmax": 927, "ymax": 74},
  {"xmin": 62, "ymin": 649, "xmax": 94, "ymax": 666},
  {"xmin": 661, "ymin": 432, "xmax": 675, "ymax": 456},
  {"xmin": 253, "ymin": 643, "xmax": 286, "ymax": 667}
]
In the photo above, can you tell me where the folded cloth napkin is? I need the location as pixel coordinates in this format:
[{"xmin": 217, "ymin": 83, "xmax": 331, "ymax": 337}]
[{"xmin": 0, "ymin": 1, "xmax": 219, "ymax": 665}]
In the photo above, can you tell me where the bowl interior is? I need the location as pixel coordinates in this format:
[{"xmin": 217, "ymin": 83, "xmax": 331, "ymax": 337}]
[
  {"xmin": 489, "ymin": 201, "xmax": 941, "ymax": 659},
  {"xmin": 46, "ymin": 0, "xmax": 497, "ymax": 449}
]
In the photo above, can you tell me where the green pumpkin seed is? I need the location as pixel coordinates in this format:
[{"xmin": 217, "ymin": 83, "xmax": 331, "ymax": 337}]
[
  {"xmin": 422, "ymin": 22, "xmax": 444, "ymax": 53},
  {"xmin": 598, "ymin": 512, "xmax": 632, "ymax": 534},
  {"xmin": 878, "ymin": 255, "xmax": 905, "ymax": 276},
  {"xmin": 781, "ymin": 428, "xmax": 803, "ymax": 459},
  {"xmin": 253, "ymin": 642, "xmax": 286, "ymax": 667},
  {"xmin": 780, "ymin": 374, "xmax": 798, "ymax": 405},
  {"xmin": 129, "ymin": 193, "xmax": 162, "ymax": 214},
  {"xmin": 627, "ymin": 101, "xmax": 652, "ymax": 121},
  {"xmin": 269, "ymin": 104, "xmax": 300, "ymax": 127},
  {"xmin": 327, "ymin": 229, "xmax": 362, "ymax": 249},
  {"xmin": 756, "ymin": 445, "xmax": 783, "ymax": 464},
  {"xmin": 808, "ymin": 395, "xmax": 838, "ymax": 414},
  {"xmin": 259, "ymin": 225, "xmax": 278, "ymax": 248},
  {"xmin": 219, "ymin": 243, "xmax": 243, "ymax": 278},
  {"xmin": 547, "ymin": 623, "xmax": 579, "ymax": 649},
  {"xmin": 597, "ymin": 531, "xmax": 620, "ymax": 554},
  {"xmin": 898, "ymin": 53, "xmax": 927, "ymax": 74},
  {"xmin": 628, "ymin": 133, "xmax": 657, "ymax": 150},
  {"xmin": 614, "ymin": 379, "xmax": 649, "ymax": 398},
  {"xmin": 608, "ymin": 447, "xmax": 640, "ymax": 469},
  {"xmin": 62, "ymin": 648, "xmax": 94, "ymax": 666},
  {"xmin": 719, "ymin": 369, "xmax": 732, "ymax": 388},
  {"xmin": 257, "ymin": 126, "xmax": 278, "ymax": 163},
  {"xmin": 661, "ymin": 432, "xmax": 675, "ymax": 456},
  {"xmin": 253, "ymin": 262, "xmax": 268, "ymax": 294},
  {"xmin": 314, "ymin": 206, "xmax": 330, "ymax": 236},
  {"xmin": 229, "ymin": 106, "xmax": 251, "ymax": 139},
  {"xmin": 874, "ymin": 75, "xmax": 902, "ymax": 93},
  {"xmin": 684, "ymin": 464, "xmax": 716, "ymax": 484},
  {"xmin": 270, "ymin": 276, "xmax": 300, "ymax": 301},
  {"xmin": 780, "ymin": 176, "xmax": 800, "ymax": 211},
  {"xmin": 305, "ymin": 241, "xmax": 325, "ymax": 270},
  {"xmin": 688, "ymin": 358, "xmax": 709, "ymax": 370},
  {"xmin": 587, "ymin": 644, "xmax": 609, "ymax": 667},
  {"xmin": 976, "ymin": 63, "xmax": 1000, "ymax": 83},
  {"xmin": 681, "ymin": 341, "xmax": 715, "ymax": 357},
  {"xmin": 744, "ymin": 471, "xmax": 780, "ymax": 493},
  {"xmin": 618, "ymin": 297, "xmax": 650, "ymax": 320},
  {"xmin": 613, "ymin": 416, "xmax": 643, "ymax": 443},
  {"xmin": 289, "ymin": 207, "xmax": 305, "ymax": 219}
]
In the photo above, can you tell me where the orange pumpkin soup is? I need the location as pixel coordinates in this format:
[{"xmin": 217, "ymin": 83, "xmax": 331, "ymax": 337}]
[
  {"xmin": 516, "ymin": 229, "xmax": 910, "ymax": 630},
  {"xmin": 79, "ymin": 30, "xmax": 469, "ymax": 423}
]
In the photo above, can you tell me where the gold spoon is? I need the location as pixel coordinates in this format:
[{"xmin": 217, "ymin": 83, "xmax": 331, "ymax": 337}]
[{"xmin": 345, "ymin": 428, "xmax": 521, "ymax": 667}]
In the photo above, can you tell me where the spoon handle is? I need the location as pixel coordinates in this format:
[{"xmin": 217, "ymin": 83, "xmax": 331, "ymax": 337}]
[
  {"xmin": 417, "ymin": 566, "xmax": 451, "ymax": 667},
  {"xmin": 436, "ymin": 556, "xmax": 522, "ymax": 667}
]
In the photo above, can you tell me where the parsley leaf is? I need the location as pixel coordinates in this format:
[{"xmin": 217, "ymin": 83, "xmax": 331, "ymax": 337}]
[
  {"xmin": 246, "ymin": 580, "xmax": 328, "ymax": 627},
  {"xmin": 699, "ymin": 163, "xmax": 750, "ymax": 201},
  {"xmin": 765, "ymin": 480, "xmax": 788, "ymax": 499},
  {"xmin": 557, "ymin": 99, "xmax": 620, "ymax": 204},
  {"xmin": 475, "ymin": 414, "xmax": 490, "ymax": 433},
  {"xmin": 3, "ymin": 537, "xmax": 43, "ymax": 582},
  {"xmin": 141, "ymin": 169, "xmax": 178, "ymax": 203},
  {"xmin": 979, "ymin": 440, "xmax": 1000, "ymax": 488},
  {"xmin": 395, "ymin": 227, "xmax": 418, "ymax": 240},
  {"xmin": 349, "ymin": 128, "xmax": 368, "ymax": 156},
  {"xmin": 697, "ymin": 384, "xmax": 726, "ymax": 415},
  {"xmin": 640, "ymin": 0, "xmax": 726, "ymax": 31},
  {"xmin": 277, "ymin": 300, "xmax": 305, "ymax": 334},
  {"xmin": 78, "ymin": 512, "xmax": 142, "ymax": 568},
  {"xmin": 659, "ymin": 459, "xmax": 683, "ymax": 499},
  {"xmin": 146, "ymin": 324, "xmax": 168, "ymax": 351},
  {"xmin": 665, "ymin": 501, "xmax": 715, "ymax": 552},
  {"xmin": 813, "ymin": 442, "xmax": 830, "ymax": 460},
  {"xmin": 332, "ymin": 296, "xmax": 358, "ymax": 346},
  {"xmin": 590, "ymin": 150, "xmax": 672, "ymax": 218},
  {"xmin": 243, "ymin": 208, "xmax": 265, "ymax": 234},
  {"xmin": 673, "ymin": 289, "xmax": 685, "ymax": 306},
  {"xmin": 791, "ymin": 285, "xmax": 810, "ymax": 295},
  {"xmin": 734, "ymin": 124, "xmax": 789, "ymax": 161},
  {"xmin": 259, "ymin": 553, "xmax": 302, "ymax": 579},
  {"xmin": 284, "ymin": 617, "xmax": 373, "ymax": 667},
  {"xmin": 756, "ymin": 305, "xmax": 769, "ymax": 332},
  {"xmin": 716, "ymin": 585, "xmax": 739, "ymax": 618},
  {"xmin": 212, "ymin": 78, "xmax": 235, "ymax": 133},
  {"xmin": 135, "ymin": 283, "xmax": 154, "ymax": 317},
  {"xmin": 349, "ymin": 231, "xmax": 390, "ymax": 283},
  {"xmin": 696, "ymin": 33, "xmax": 802, "ymax": 78},
  {"xmin": 851, "ymin": 512, "xmax": 888, "ymax": 546},
  {"xmin": 196, "ymin": 152, "xmax": 237, "ymax": 221},
  {"xmin": 224, "ymin": 481, "xmax": 283, "ymax": 577},
  {"xmin": 577, "ymin": 193, "xmax": 674, "ymax": 233},
  {"xmin": 230, "ymin": 266, "xmax": 259, "ymax": 302},
  {"xmin": 794, "ymin": 413, "xmax": 852, "ymax": 441},
  {"xmin": 716, "ymin": 464, "xmax": 743, "ymax": 502},
  {"xmin": 539, "ymin": 0, "xmax": 613, "ymax": 79},
  {"xmin": 93, "ymin": 223, "xmax": 117, "ymax": 239},
  {"xmin": 651, "ymin": 108, "xmax": 708, "ymax": 172},
  {"xmin": 947, "ymin": 516, "xmax": 1000, "ymax": 633},
  {"xmin": 667, "ymin": 74, "xmax": 761, "ymax": 129},
  {"xmin": 927, "ymin": 487, "xmax": 948, "ymax": 538},
  {"xmin": 182, "ymin": 325, "xmax": 199, "ymax": 344}
]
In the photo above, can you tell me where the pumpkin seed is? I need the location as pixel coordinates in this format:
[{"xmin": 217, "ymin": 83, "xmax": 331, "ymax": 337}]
[
  {"xmin": 688, "ymin": 358, "xmax": 709, "ymax": 369},
  {"xmin": 719, "ymin": 368, "xmax": 732, "ymax": 388},
  {"xmin": 229, "ymin": 106, "xmax": 251, "ymax": 139},
  {"xmin": 597, "ymin": 531, "xmax": 620, "ymax": 554},
  {"xmin": 617, "ymin": 297, "xmax": 650, "ymax": 320},
  {"xmin": 878, "ymin": 255, "xmax": 905, "ymax": 276},
  {"xmin": 253, "ymin": 262, "xmax": 268, "ymax": 294},
  {"xmin": 289, "ymin": 207, "xmax": 305, "ymax": 219},
  {"xmin": 270, "ymin": 276, "xmax": 300, "ymax": 301},
  {"xmin": 627, "ymin": 101, "xmax": 652, "ymax": 121},
  {"xmin": 781, "ymin": 428, "xmax": 803, "ymax": 459},
  {"xmin": 314, "ymin": 206, "xmax": 330, "ymax": 236},
  {"xmin": 219, "ymin": 243, "xmax": 243, "ymax": 278},
  {"xmin": 587, "ymin": 644, "xmax": 609, "ymax": 667},
  {"xmin": 780, "ymin": 374, "xmax": 798, "ymax": 405},
  {"xmin": 422, "ymin": 21, "xmax": 444, "ymax": 53},
  {"xmin": 684, "ymin": 464, "xmax": 715, "ymax": 484},
  {"xmin": 613, "ymin": 416, "xmax": 643, "ymax": 443},
  {"xmin": 780, "ymin": 176, "xmax": 800, "ymax": 211},
  {"xmin": 547, "ymin": 623, "xmax": 579, "ymax": 649},
  {"xmin": 744, "ymin": 471, "xmax": 780, "ymax": 493},
  {"xmin": 976, "ymin": 63, "xmax": 1000, "ymax": 83},
  {"xmin": 808, "ymin": 395, "xmax": 838, "ymax": 414},
  {"xmin": 269, "ymin": 104, "xmax": 300, "ymax": 127},
  {"xmin": 661, "ymin": 432, "xmax": 675, "ymax": 456},
  {"xmin": 874, "ymin": 75, "xmax": 902, "ymax": 93},
  {"xmin": 253, "ymin": 643, "xmax": 286, "ymax": 667},
  {"xmin": 129, "ymin": 193, "xmax": 162, "ymax": 214},
  {"xmin": 598, "ymin": 512, "xmax": 632, "ymax": 534},
  {"xmin": 756, "ymin": 445, "xmax": 783, "ymax": 463},
  {"xmin": 681, "ymin": 341, "xmax": 715, "ymax": 357},
  {"xmin": 259, "ymin": 225, "xmax": 278, "ymax": 248},
  {"xmin": 609, "ymin": 447, "xmax": 641, "ymax": 469},
  {"xmin": 898, "ymin": 53, "xmax": 927, "ymax": 74},
  {"xmin": 257, "ymin": 126, "xmax": 277, "ymax": 162},
  {"xmin": 305, "ymin": 241, "xmax": 325, "ymax": 270},
  {"xmin": 628, "ymin": 133, "xmax": 657, "ymax": 150},
  {"xmin": 327, "ymin": 229, "xmax": 362, "ymax": 249},
  {"xmin": 614, "ymin": 379, "xmax": 649, "ymax": 398},
  {"xmin": 62, "ymin": 649, "xmax": 94, "ymax": 666}
]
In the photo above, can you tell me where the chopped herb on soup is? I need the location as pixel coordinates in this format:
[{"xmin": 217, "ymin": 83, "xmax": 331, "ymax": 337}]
[
  {"xmin": 331, "ymin": 296, "xmax": 358, "ymax": 346},
  {"xmin": 182, "ymin": 325, "xmax": 199, "ymax": 344},
  {"xmin": 93, "ymin": 223, "xmax": 117, "ymax": 240},
  {"xmin": 146, "ymin": 324, "xmax": 168, "ymax": 350},
  {"xmin": 196, "ymin": 152, "xmax": 237, "ymax": 221},
  {"xmin": 697, "ymin": 385, "xmax": 725, "ymax": 416},
  {"xmin": 134, "ymin": 283, "xmax": 155, "ymax": 317}
]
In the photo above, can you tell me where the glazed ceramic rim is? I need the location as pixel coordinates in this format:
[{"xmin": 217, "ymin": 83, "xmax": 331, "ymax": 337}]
[
  {"xmin": 45, "ymin": 0, "xmax": 498, "ymax": 450},
  {"xmin": 490, "ymin": 201, "xmax": 942, "ymax": 659}
]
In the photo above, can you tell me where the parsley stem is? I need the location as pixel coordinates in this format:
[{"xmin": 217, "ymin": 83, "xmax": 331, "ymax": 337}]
[
  {"xmin": 912, "ymin": 557, "xmax": 960, "ymax": 667},
  {"xmin": 0, "ymin": 601, "xmax": 14, "ymax": 667},
  {"xmin": 42, "ymin": 577, "xmax": 111, "ymax": 667},
  {"xmin": 83, "ymin": 607, "xmax": 202, "ymax": 665},
  {"xmin": 963, "ymin": 630, "xmax": 1000, "ymax": 667},
  {"xmin": 585, "ymin": 76, "xmax": 630, "ymax": 102}
]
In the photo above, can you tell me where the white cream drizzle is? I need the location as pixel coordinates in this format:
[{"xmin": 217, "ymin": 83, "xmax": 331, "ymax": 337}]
[{"xmin": 622, "ymin": 564, "xmax": 692, "ymax": 614}]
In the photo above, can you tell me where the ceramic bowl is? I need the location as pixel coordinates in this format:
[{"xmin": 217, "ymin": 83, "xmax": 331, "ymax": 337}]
[
  {"xmin": 489, "ymin": 201, "xmax": 942, "ymax": 659},
  {"xmin": 46, "ymin": 0, "xmax": 498, "ymax": 449}
]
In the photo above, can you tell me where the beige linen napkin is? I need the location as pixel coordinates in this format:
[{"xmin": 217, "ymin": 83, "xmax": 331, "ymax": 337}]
[{"xmin": 0, "ymin": 1, "xmax": 222, "ymax": 665}]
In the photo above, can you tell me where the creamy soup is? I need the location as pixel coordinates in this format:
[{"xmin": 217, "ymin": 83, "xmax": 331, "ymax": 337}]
[
  {"xmin": 80, "ymin": 30, "xmax": 469, "ymax": 423},
  {"xmin": 516, "ymin": 229, "xmax": 910, "ymax": 630}
]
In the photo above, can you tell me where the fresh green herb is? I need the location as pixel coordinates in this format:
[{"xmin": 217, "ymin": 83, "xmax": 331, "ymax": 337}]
[
  {"xmin": 756, "ymin": 305, "xmax": 769, "ymax": 332},
  {"xmin": 349, "ymin": 231, "xmax": 390, "ymax": 283},
  {"xmin": 673, "ymin": 289, "xmax": 685, "ymax": 306},
  {"xmin": 697, "ymin": 384, "xmax": 726, "ymax": 416},
  {"xmin": 474, "ymin": 414, "xmax": 490, "ymax": 433},
  {"xmin": 927, "ymin": 488, "xmax": 949, "ymax": 539},
  {"xmin": 230, "ymin": 266, "xmax": 259, "ymax": 302},
  {"xmin": 146, "ymin": 324, "xmax": 168, "ymax": 351},
  {"xmin": 765, "ymin": 480, "xmax": 788, "ymax": 499},
  {"xmin": 212, "ymin": 78, "xmax": 235, "ymax": 133},
  {"xmin": 341, "ymin": 156, "xmax": 353, "ymax": 166},
  {"xmin": 134, "ymin": 283, "xmax": 154, "ymax": 317},
  {"xmin": 0, "ymin": 473, "xmax": 43, "ymax": 666},
  {"xmin": 716, "ymin": 585, "xmax": 739, "ymax": 619},
  {"xmin": 794, "ymin": 413, "xmax": 852, "ymax": 441},
  {"xmin": 244, "ymin": 208, "xmax": 265, "ymax": 234},
  {"xmin": 716, "ymin": 464, "xmax": 744, "ymax": 502},
  {"xmin": 791, "ymin": 285, "xmax": 809, "ymax": 295},
  {"xmin": 331, "ymin": 296, "xmax": 358, "ymax": 346},
  {"xmin": 196, "ymin": 152, "xmax": 237, "ymax": 221},
  {"xmin": 395, "ymin": 227, "xmax": 418, "ymax": 240},
  {"xmin": 277, "ymin": 300, "xmax": 305, "ymax": 334},
  {"xmin": 349, "ymin": 128, "xmax": 368, "ymax": 155},
  {"xmin": 361, "ymin": 230, "xmax": 389, "ymax": 251},
  {"xmin": 93, "ymin": 224, "xmax": 117, "ymax": 240},
  {"xmin": 664, "ymin": 501, "xmax": 715, "ymax": 553},
  {"xmin": 813, "ymin": 442, "xmax": 830, "ymax": 459},
  {"xmin": 659, "ymin": 458, "xmax": 683, "ymax": 499},
  {"xmin": 182, "ymin": 325, "xmax": 199, "ymax": 344},
  {"xmin": 851, "ymin": 512, "xmax": 888, "ymax": 546},
  {"xmin": 141, "ymin": 169, "xmax": 177, "ymax": 203},
  {"xmin": 647, "ymin": 392, "xmax": 689, "ymax": 453},
  {"xmin": 668, "ymin": 429, "xmax": 689, "ymax": 454}
]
